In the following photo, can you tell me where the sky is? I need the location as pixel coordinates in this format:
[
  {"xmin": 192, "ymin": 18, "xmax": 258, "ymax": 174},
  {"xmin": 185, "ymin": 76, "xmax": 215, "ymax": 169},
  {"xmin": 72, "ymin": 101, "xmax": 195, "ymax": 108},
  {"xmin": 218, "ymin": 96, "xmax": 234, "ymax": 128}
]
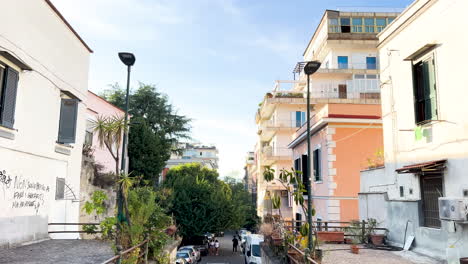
[{"xmin": 51, "ymin": 0, "xmax": 413, "ymax": 180}]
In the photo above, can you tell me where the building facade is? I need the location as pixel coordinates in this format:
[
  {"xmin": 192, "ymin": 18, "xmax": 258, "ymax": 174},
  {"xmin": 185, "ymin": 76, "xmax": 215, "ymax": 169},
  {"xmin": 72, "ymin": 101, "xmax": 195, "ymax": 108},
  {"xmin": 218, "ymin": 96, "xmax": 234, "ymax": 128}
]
[
  {"xmin": 359, "ymin": 0, "xmax": 468, "ymax": 260},
  {"xmin": 160, "ymin": 143, "xmax": 219, "ymax": 182},
  {"xmin": 0, "ymin": 0, "xmax": 91, "ymax": 247},
  {"xmin": 79, "ymin": 91, "xmax": 125, "ymax": 232}
]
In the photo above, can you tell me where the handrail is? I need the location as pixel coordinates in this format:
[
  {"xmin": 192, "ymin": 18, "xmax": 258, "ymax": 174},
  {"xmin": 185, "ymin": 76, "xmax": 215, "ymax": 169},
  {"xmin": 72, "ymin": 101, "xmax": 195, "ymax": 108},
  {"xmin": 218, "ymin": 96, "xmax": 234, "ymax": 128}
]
[
  {"xmin": 48, "ymin": 222, "xmax": 101, "ymax": 234},
  {"xmin": 288, "ymin": 243, "xmax": 319, "ymax": 264},
  {"xmin": 100, "ymin": 237, "xmax": 149, "ymax": 264}
]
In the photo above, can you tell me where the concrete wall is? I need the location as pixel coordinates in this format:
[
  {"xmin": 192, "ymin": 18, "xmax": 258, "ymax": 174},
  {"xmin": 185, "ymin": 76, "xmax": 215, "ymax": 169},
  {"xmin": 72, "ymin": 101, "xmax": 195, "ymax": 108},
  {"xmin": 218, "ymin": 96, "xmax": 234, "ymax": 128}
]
[
  {"xmin": 359, "ymin": 0, "xmax": 468, "ymax": 259},
  {"xmin": 0, "ymin": 1, "xmax": 90, "ymax": 247}
]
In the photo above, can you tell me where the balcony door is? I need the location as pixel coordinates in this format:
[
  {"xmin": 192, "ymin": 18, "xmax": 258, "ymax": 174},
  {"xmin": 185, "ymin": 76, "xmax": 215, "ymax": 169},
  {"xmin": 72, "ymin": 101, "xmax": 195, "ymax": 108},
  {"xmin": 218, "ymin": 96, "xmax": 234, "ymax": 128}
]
[
  {"xmin": 338, "ymin": 56, "xmax": 348, "ymax": 69},
  {"xmin": 338, "ymin": 84, "xmax": 347, "ymax": 99}
]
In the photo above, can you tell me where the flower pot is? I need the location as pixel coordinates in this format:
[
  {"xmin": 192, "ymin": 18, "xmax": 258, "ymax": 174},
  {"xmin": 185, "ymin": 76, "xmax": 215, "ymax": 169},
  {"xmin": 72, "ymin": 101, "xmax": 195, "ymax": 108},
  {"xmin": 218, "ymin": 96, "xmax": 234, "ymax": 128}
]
[
  {"xmin": 317, "ymin": 231, "xmax": 345, "ymax": 243},
  {"xmin": 344, "ymin": 238, "xmax": 353, "ymax": 244},
  {"xmin": 350, "ymin": 245, "xmax": 359, "ymax": 254},
  {"xmin": 370, "ymin": 234, "xmax": 385, "ymax": 245}
]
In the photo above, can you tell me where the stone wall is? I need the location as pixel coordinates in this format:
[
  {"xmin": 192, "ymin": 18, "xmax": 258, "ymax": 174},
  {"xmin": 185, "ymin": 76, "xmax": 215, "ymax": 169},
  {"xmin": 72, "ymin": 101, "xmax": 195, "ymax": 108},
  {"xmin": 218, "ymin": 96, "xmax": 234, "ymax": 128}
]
[{"xmin": 79, "ymin": 155, "xmax": 116, "ymax": 239}]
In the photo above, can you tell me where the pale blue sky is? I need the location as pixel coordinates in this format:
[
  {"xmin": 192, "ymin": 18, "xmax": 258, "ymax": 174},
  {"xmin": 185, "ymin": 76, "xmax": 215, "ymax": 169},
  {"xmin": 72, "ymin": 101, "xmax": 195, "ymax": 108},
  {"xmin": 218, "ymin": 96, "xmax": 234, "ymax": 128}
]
[{"xmin": 51, "ymin": 0, "xmax": 413, "ymax": 179}]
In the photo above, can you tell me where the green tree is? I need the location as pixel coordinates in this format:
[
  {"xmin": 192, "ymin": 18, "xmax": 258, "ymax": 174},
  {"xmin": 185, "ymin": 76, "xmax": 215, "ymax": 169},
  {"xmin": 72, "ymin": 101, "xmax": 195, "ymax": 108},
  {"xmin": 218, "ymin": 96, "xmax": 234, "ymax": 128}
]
[
  {"xmin": 101, "ymin": 83, "xmax": 191, "ymax": 186},
  {"xmin": 163, "ymin": 163, "xmax": 235, "ymax": 238}
]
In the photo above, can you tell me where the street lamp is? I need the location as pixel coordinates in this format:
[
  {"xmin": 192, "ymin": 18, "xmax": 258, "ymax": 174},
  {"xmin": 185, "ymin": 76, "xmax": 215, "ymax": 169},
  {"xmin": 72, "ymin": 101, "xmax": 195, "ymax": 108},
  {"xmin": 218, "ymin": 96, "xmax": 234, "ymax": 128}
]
[
  {"xmin": 117, "ymin": 52, "xmax": 135, "ymax": 239},
  {"xmin": 303, "ymin": 60, "xmax": 321, "ymax": 252}
]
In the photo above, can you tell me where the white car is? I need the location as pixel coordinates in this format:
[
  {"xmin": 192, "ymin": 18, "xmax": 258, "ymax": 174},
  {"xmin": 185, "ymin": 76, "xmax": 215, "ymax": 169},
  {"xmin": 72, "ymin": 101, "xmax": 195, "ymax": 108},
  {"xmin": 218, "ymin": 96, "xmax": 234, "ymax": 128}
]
[
  {"xmin": 244, "ymin": 234, "xmax": 263, "ymax": 264},
  {"xmin": 176, "ymin": 250, "xmax": 196, "ymax": 264},
  {"xmin": 179, "ymin": 245, "xmax": 201, "ymax": 262}
]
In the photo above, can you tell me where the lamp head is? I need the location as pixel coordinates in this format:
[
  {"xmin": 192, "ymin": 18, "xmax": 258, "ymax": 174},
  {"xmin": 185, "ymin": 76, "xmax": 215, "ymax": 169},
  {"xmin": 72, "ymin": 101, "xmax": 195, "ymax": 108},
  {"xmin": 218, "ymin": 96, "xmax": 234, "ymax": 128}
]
[
  {"xmin": 303, "ymin": 61, "xmax": 321, "ymax": 75},
  {"xmin": 118, "ymin": 52, "xmax": 136, "ymax": 66}
]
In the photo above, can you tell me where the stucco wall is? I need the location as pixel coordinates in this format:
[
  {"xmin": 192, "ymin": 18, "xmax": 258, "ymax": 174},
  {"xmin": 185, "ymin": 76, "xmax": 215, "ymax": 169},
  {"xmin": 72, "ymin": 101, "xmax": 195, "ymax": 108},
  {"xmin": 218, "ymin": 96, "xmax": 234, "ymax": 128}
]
[
  {"xmin": 365, "ymin": 0, "xmax": 468, "ymax": 259},
  {"xmin": 0, "ymin": 0, "xmax": 90, "ymax": 247}
]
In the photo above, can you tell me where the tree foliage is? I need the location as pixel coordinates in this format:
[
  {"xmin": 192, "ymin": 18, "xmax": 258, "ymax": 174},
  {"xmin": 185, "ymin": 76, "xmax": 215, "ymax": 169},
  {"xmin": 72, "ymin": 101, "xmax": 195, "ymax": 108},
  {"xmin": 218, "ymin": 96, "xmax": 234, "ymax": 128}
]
[
  {"xmin": 163, "ymin": 163, "xmax": 257, "ymax": 238},
  {"xmin": 101, "ymin": 83, "xmax": 191, "ymax": 185}
]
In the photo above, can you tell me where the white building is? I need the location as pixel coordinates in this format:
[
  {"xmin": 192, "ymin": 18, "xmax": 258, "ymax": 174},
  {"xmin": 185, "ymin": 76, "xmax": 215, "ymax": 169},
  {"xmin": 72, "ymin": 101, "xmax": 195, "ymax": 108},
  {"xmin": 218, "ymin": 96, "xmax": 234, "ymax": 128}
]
[
  {"xmin": 359, "ymin": 0, "xmax": 468, "ymax": 260},
  {"xmin": 0, "ymin": 0, "xmax": 91, "ymax": 247}
]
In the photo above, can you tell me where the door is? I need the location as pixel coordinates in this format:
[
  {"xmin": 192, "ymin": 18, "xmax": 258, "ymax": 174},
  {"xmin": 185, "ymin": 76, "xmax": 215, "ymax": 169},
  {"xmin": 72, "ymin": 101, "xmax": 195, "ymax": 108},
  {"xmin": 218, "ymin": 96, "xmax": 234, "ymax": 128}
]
[
  {"xmin": 338, "ymin": 56, "xmax": 348, "ymax": 69},
  {"xmin": 339, "ymin": 84, "xmax": 347, "ymax": 99}
]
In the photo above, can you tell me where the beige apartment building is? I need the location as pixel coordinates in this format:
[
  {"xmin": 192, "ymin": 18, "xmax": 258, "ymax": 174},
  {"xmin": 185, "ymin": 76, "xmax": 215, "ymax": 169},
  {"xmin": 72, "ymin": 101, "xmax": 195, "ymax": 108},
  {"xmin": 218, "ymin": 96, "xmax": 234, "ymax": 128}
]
[{"xmin": 253, "ymin": 9, "xmax": 399, "ymax": 222}]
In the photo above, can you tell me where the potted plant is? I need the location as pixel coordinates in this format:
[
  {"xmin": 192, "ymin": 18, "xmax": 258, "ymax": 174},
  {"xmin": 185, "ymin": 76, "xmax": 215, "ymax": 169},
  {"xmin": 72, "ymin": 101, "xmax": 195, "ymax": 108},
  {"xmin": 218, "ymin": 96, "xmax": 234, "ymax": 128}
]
[
  {"xmin": 367, "ymin": 218, "xmax": 386, "ymax": 246},
  {"xmin": 344, "ymin": 220, "xmax": 364, "ymax": 254}
]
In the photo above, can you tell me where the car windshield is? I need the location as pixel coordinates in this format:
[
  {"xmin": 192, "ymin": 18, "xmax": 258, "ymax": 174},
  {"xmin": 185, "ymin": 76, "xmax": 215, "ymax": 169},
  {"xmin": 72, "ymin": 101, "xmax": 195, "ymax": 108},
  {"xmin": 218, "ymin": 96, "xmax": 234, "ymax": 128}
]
[
  {"xmin": 180, "ymin": 248, "xmax": 193, "ymax": 253},
  {"xmin": 251, "ymin": 245, "xmax": 261, "ymax": 257},
  {"xmin": 176, "ymin": 252, "xmax": 189, "ymax": 258}
]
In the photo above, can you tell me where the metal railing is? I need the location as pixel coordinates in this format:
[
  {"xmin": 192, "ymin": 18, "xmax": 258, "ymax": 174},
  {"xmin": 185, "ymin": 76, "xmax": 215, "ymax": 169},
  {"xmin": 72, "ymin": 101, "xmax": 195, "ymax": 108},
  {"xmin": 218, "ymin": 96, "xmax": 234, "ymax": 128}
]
[
  {"xmin": 48, "ymin": 222, "xmax": 101, "ymax": 234},
  {"xmin": 101, "ymin": 235, "xmax": 149, "ymax": 264},
  {"xmin": 324, "ymin": 62, "xmax": 379, "ymax": 70}
]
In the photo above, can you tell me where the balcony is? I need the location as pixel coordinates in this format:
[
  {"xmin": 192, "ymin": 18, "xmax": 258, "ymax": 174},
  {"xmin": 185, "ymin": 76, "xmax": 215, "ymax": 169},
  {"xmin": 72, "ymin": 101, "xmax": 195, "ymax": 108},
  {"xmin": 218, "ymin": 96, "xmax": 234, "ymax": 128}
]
[
  {"xmin": 260, "ymin": 146, "xmax": 292, "ymax": 165},
  {"xmin": 295, "ymin": 62, "xmax": 379, "ymax": 78},
  {"xmin": 258, "ymin": 119, "xmax": 303, "ymax": 141}
]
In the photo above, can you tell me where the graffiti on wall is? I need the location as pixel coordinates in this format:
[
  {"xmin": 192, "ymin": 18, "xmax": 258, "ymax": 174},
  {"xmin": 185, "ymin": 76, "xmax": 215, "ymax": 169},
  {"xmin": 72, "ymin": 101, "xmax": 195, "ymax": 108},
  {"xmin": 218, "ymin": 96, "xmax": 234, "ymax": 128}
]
[{"xmin": 0, "ymin": 170, "xmax": 50, "ymax": 214}]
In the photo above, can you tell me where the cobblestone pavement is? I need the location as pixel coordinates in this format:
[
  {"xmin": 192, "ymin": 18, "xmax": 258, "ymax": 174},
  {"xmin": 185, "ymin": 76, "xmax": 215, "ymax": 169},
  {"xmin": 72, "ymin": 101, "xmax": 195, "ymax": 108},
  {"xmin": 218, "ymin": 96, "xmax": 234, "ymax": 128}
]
[
  {"xmin": 199, "ymin": 232, "xmax": 244, "ymax": 264},
  {"xmin": 0, "ymin": 239, "xmax": 113, "ymax": 264},
  {"xmin": 321, "ymin": 244, "xmax": 443, "ymax": 264}
]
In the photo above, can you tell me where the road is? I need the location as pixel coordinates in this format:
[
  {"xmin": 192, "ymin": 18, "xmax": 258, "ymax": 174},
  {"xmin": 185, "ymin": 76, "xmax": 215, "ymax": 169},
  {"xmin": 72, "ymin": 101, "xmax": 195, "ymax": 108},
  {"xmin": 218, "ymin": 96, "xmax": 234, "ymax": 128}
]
[{"xmin": 200, "ymin": 232, "xmax": 245, "ymax": 264}]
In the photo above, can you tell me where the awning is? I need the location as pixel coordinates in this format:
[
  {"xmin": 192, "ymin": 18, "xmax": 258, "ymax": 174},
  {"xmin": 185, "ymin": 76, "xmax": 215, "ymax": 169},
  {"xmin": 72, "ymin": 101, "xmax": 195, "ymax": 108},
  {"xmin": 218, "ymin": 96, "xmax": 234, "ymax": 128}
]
[{"xmin": 395, "ymin": 159, "xmax": 446, "ymax": 174}]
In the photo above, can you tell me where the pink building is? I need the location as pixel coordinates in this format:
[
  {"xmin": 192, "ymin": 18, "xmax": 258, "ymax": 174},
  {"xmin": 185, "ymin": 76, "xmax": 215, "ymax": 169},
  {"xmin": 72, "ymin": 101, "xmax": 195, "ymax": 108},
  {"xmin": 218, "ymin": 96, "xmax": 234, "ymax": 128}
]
[{"xmin": 85, "ymin": 91, "xmax": 125, "ymax": 173}]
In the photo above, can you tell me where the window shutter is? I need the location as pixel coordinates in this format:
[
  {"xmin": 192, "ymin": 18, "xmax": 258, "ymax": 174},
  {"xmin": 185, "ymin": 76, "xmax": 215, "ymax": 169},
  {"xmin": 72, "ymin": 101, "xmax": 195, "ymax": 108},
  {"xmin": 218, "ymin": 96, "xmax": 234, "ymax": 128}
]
[
  {"xmin": 314, "ymin": 149, "xmax": 321, "ymax": 181},
  {"xmin": 1, "ymin": 67, "xmax": 19, "ymax": 128},
  {"xmin": 301, "ymin": 154, "xmax": 309, "ymax": 195},
  {"xmin": 58, "ymin": 99, "xmax": 78, "ymax": 144},
  {"xmin": 426, "ymin": 58, "xmax": 437, "ymax": 120}
]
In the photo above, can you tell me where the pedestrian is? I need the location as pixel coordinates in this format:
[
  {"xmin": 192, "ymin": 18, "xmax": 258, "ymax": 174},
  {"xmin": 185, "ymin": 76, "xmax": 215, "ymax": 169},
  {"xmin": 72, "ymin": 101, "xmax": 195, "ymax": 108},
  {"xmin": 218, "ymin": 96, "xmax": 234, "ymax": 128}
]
[
  {"xmin": 215, "ymin": 239, "xmax": 220, "ymax": 256},
  {"xmin": 209, "ymin": 239, "xmax": 215, "ymax": 256},
  {"xmin": 232, "ymin": 236, "xmax": 239, "ymax": 252}
]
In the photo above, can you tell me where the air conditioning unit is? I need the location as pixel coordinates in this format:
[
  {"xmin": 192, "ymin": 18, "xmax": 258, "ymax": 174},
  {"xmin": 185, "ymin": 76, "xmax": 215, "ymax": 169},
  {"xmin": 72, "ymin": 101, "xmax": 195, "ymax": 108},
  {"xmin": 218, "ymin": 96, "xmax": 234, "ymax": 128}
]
[{"xmin": 438, "ymin": 197, "xmax": 468, "ymax": 222}]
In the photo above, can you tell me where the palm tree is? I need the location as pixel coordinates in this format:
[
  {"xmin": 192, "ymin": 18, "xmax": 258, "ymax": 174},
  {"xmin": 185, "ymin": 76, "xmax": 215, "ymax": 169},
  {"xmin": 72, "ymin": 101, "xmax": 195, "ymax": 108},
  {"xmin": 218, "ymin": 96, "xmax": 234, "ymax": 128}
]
[{"xmin": 92, "ymin": 115, "xmax": 125, "ymax": 175}]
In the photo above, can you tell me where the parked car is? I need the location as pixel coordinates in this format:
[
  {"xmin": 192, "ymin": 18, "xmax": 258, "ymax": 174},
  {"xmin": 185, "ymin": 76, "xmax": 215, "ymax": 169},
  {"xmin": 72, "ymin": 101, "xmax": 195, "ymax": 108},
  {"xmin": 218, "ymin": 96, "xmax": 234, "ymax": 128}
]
[
  {"xmin": 204, "ymin": 232, "xmax": 214, "ymax": 241},
  {"xmin": 215, "ymin": 231, "xmax": 224, "ymax": 237},
  {"xmin": 181, "ymin": 236, "xmax": 208, "ymax": 256},
  {"xmin": 179, "ymin": 245, "xmax": 201, "ymax": 262},
  {"xmin": 176, "ymin": 251, "xmax": 194, "ymax": 264},
  {"xmin": 175, "ymin": 258, "xmax": 187, "ymax": 264},
  {"xmin": 244, "ymin": 234, "xmax": 263, "ymax": 264}
]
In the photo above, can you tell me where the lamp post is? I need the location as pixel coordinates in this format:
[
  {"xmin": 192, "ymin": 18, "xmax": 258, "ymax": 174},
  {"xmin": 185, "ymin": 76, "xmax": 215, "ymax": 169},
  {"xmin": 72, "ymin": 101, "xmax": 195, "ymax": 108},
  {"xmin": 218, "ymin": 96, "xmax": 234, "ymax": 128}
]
[
  {"xmin": 303, "ymin": 61, "xmax": 321, "ymax": 252},
  {"xmin": 117, "ymin": 52, "xmax": 135, "ymax": 237}
]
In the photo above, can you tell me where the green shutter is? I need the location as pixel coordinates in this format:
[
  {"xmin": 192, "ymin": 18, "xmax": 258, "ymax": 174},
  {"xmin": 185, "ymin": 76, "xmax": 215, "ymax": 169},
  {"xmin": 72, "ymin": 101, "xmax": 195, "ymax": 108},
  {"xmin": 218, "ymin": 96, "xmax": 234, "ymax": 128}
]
[
  {"xmin": 1, "ymin": 67, "xmax": 19, "ymax": 128},
  {"xmin": 313, "ymin": 149, "xmax": 321, "ymax": 181},
  {"xmin": 426, "ymin": 58, "xmax": 437, "ymax": 120},
  {"xmin": 58, "ymin": 99, "xmax": 78, "ymax": 144}
]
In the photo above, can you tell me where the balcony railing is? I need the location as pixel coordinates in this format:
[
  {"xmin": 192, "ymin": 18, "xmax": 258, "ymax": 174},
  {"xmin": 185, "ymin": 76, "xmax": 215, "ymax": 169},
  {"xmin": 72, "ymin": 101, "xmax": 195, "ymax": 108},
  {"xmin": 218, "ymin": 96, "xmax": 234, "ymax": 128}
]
[
  {"xmin": 262, "ymin": 119, "xmax": 305, "ymax": 129},
  {"xmin": 308, "ymin": 79, "xmax": 380, "ymax": 99},
  {"xmin": 261, "ymin": 146, "xmax": 292, "ymax": 158}
]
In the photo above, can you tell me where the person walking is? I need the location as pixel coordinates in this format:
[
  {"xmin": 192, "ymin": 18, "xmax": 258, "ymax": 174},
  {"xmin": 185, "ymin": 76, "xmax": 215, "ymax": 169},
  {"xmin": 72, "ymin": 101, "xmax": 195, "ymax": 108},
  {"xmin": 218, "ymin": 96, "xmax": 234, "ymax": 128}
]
[
  {"xmin": 209, "ymin": 239, "xmax": 215, "ymax": 256},
  {"xmin": 215, "ymin": 239, "xmax": 220, "ymax": 256},
  {"xmin": 232, "ymin": 236, "xmax": 239, "ymax": 252}
]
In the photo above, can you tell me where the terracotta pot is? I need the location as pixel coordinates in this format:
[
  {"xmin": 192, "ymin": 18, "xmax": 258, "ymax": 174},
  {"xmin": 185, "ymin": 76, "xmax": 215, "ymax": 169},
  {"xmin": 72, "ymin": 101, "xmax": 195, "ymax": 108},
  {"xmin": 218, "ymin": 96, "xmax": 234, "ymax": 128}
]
[
  {"xmin": 317, "ymin": 231, "xmax": 345, "ymax": 243},
  {"xmin": 350, "ymin": 245, "xmax": 359, "ymax": 254},
  {"xmin": 370, "ymin": 234, "xmax": 385, "ymax": 245}
]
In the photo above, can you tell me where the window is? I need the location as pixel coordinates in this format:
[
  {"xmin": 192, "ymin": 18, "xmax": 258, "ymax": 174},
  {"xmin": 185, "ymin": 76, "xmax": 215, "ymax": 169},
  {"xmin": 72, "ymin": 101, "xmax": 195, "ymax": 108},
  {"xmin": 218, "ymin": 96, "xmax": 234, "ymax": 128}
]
[
  {"xmin": 355, "ymin": 74, "xmax": 365, "ymax": 79},
  {"xmin": 365, "ymin": 18, "xmax": 375, "ymax": 32},
  {"xmin": 375, "ymin": 18, "xmax": 387, "ymax": 32},
  {"xmin": 413, "ymin": 55, "xmax": 437, "ymax": 124},
  {"xmin": 55, "ymin": 178, "xmax": 65, "ymax": 200},
  {"xmin": 0, "ymin": 64, "xmax": 19, "ymax": 129},
  {"xmin": 337, "ymin": 56, "xmax": 348, "ymax": 69},
  {"xmin": 294, "ymin": 111, "xmax": 306, "ymax": 127},
  {"xmin": 340, "ymin": 18, "xmax": 351, "ymax": 33},
  {"xmin": 200, "ymin": 152, "xmax": 203, "ymax": 156},
  {"xmin": 420, "ymin": 174, "xmax": 443, "ymax": 228},
  {"xmin": 352, "ymin": 18, "xmax": 363, "ymax": 32},
  {"xmin": 313, "ymin": 149, "xmax": 321, "ymax": 181},
  {"xmin": 329, "ymin": 18, "xmax": 340, "ymax": 33},
  {"xmin": 57, "ymin": 95, "xmax": 79, "ymax": 144},
  {"xmin": 366, "ymin": 57, "xmax": 377, "ymax": 69},
  {"xmin": 388, "ymin": 17, "xmax": 395, "ymax": 24}
]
